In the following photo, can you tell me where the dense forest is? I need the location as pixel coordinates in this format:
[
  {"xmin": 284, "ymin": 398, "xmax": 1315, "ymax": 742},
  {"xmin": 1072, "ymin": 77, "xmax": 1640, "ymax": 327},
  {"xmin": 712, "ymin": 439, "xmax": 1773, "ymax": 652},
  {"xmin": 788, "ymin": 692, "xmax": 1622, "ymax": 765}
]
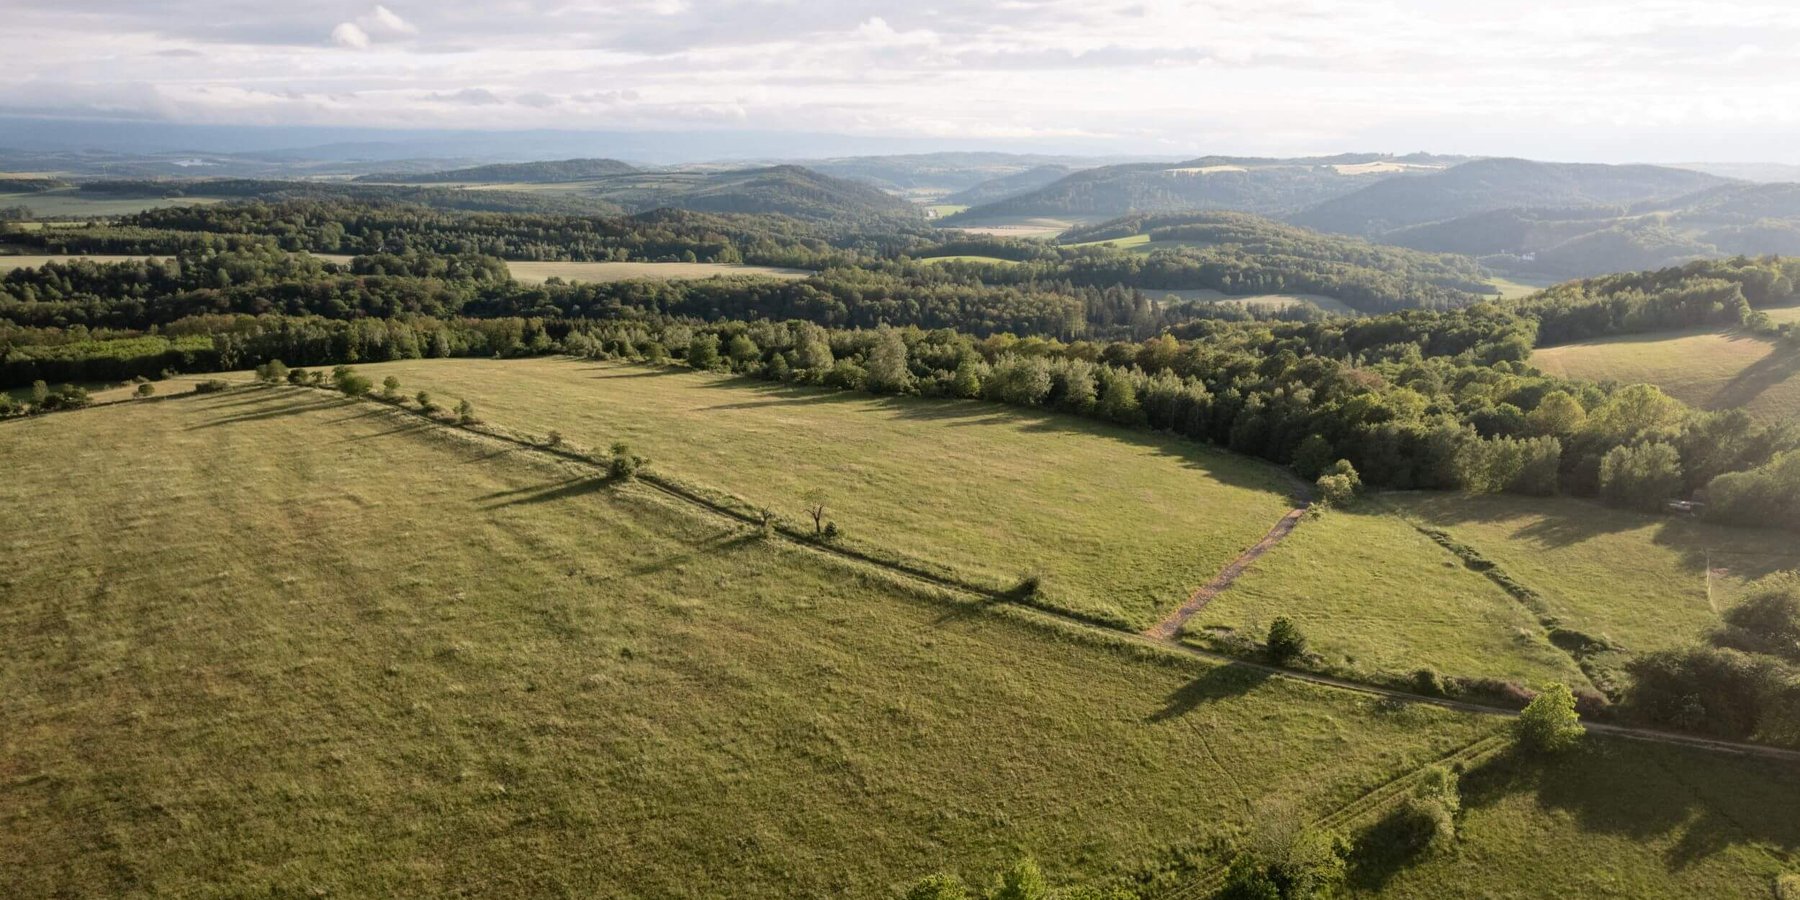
[{"xmin": 354, "ymin": 157, "xmax": 638, "ymax": 183}]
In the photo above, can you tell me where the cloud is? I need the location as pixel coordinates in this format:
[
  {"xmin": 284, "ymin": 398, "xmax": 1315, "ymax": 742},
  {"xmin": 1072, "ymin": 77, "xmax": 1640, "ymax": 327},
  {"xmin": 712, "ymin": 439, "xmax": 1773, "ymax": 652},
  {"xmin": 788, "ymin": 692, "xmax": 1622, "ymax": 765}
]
[
  {"xmin": 330, "ymin": 23, "xmax": 370, "ymax": 49},
  {"xmin": 5, "ymin": 0, "xmax": 1800, "ymax": 161},
  {"xmin": 331, "ymin": 4, "xmax": 416, "ymax": 49}
]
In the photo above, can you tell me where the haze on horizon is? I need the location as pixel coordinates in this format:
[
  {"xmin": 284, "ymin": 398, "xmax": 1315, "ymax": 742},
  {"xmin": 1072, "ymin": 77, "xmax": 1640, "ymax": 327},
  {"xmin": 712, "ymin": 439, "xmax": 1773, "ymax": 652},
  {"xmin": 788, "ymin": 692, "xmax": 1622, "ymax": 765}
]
[{"xmin": 5, "ymin": 0, "xmax": 1800, "ymax": 164}]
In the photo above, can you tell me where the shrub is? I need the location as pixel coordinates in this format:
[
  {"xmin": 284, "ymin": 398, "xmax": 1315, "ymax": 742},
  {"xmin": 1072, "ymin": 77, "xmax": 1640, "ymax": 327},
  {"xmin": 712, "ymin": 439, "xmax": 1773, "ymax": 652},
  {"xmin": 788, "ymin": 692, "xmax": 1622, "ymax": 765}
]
[
  {"xmin": 822, "ymin": 521, "xmax": 841, "ymax": 541},
  {"xmin": 1292, "ymin": 434, "xmax": 1333, "ymax": 480},
  {"xmin": 686, "ymin": 333, "xmax": 720, "ymax": 370},
  {"xmin": 415, "ymin": 390, "xmax": 435, "ymax": 413},
  {"xmin": 1777, "ymin": 873, "xmax": 1800, "ymax": 900},
  {"xmin": 1514, "ymin": 682, "xmax": 1585, "ymax": 753},
  {"xmin": 1223, "ymin": 807, "xmax": 1349, "ymax": 900},
  {"xmin": 336, "ymin": 372, "xmax": 373, "ymax": 398},
  {"xmin": 608, "ymin": 441, "xmax": 645, "ymax": 479},
  {"xmin": 904, "ymin": 873, "xmax": 970, "ymax": 900},
  {"xmin": 455, "ymin": 398, "xmax": 477, "ymax": 424},
  {"xmin": 135, "ymin": 382, "xmax": 155, "ymax": 398},
  {"xmin": 381, "ymin": 375, "xmax": 401, "ymax": 399},
  {"xmin": 286, "ymin": 367, "xmax": 308, "ymax": 385},
  {"xmin": 544, "ymin": 430, "xmax": 563, "ymax": 448},
  {"xmin": 193, "ymin": 379, "xmax": 231, "ymax": 394},
  {"xmin": 989, "ymin": 857, "xmax": 1047, "ymax": 900},
  {"xmin": 1014, "ymin": 570, "xmax": 1044, "ymax": 598},
  {"xmin": 1714, "ymin": 578, "xmax": 1800, "ymax": 662},
  {"xmin": 1623, "ymin": 645, "xmax": 1786, "ymax": 739},
  {"xmin": 1411, "ymin": 667, "xmax": 1446, "ymax": 697},
  {"xmin": 1266, "ymin": 617, "xmax": 1307, "ymax": 664},
  {"xmin": 255, "ymin": 359, "xmax": 289, "ymax": 384},
  {"xmin": 1598, "ymin": 441, "xmax": 1684, "ymax": 511},
  {"xmin": 1314, "ymin": 459, "xmax": 1361, "ymax": 508}
]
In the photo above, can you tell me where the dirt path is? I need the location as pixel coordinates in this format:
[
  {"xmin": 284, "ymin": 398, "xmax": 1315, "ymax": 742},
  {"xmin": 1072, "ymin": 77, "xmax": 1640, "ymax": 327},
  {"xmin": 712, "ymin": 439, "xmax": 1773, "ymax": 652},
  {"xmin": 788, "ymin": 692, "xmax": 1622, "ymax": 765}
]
[
  {"xmin": 1143, "ymin": 505, "xmax": 1308, "ymax": 641},
  {"xmin": 274, "ymin": 383, "xmax": 1800, "ymax": 765}
]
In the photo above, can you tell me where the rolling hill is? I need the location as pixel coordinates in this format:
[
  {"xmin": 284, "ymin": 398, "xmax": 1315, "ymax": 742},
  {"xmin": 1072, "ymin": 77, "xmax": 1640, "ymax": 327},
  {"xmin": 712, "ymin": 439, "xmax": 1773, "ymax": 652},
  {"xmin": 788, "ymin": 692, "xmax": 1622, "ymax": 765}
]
[
  {"xmin": 1383, "ymin": 181, "xmax": 1800, "ymax": 279},
  {"xmin": 1289, "ymin": 158, "xmax": 1727, "ymax": 237},
  {"xmin": 941, "ymin": 165, "xmax": 1079, "ymax": 206},
  {"xmin": 355, "ymin": 157, "xmax": 640, "ymax": 183},
  {"xmin": 942, "ymin": 153, "xmax": 1466, "ymax": 225}
]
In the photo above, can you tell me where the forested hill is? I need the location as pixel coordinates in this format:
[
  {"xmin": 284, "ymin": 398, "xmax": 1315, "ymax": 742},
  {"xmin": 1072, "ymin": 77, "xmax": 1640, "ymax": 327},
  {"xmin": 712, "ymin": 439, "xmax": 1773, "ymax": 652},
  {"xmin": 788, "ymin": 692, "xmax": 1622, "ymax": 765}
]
[
  {"xmin": 1288, "ymin": 158, "xmax": 1727, "ymax": 236},
  {"xmin": 631, "ymin": 166, "xmax": 921, "ymax": 225},
  {"xmin": 1379, "ymin": 181, "xmax": 1800, "ymax": 280},
  {"xmin": 942, "ymin": 166, "xmax": 1078, "ymax": 206},
  {"xmin": 1054, "ymin": 211, "xmax": 1494, "ymax": 312},
  {"xmin": 942, "ymin": 153, "xmax": 1464, "ymax": 223},
  {"xmin": 354, "ymin": 158, "xmax": 640, "ymax": 184}
]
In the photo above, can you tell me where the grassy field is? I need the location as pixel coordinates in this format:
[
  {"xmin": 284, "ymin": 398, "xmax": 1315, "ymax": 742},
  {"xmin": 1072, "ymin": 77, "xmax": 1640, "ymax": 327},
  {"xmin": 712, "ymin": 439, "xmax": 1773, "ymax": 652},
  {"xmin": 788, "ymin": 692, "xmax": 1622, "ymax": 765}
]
[
  {"xmin": 1485, "ymin": 275, "xmax": 1552, "ymax": 299},
  {"xmin": 918, "ymin": 254, "xmax": 1021, "ymax": 265},
  {"xmin": 0, "ymin": 387, "xmax": 1500, "ymax": 896},
  {"xmin": 1534, "ymin": 328, "xmax": 1800, "ymax": 422},
  {"xmin": 281, "ymin": 358, "xmax": 1299, "ymax": 629},
  {"xmin": 1185, "ymin": 505, "xmax": 1587, "ymax": 687},
  {"xmin": 1154, "ymin": 288, "xmax": 1359, "ymax": 317},
  {"xmin": 0, "ymin": 252, "xmax": 173, "ymax": 270},
  {"xmin": 1387, "ymin": 492, "xmax": 1800, "ymax": 656},
  {"xmin": 502, "ymin": 260, "xmax": 812, "ymax": 284},
  {"xmin": 0, "ymin": 190, "xmax": 220, "ymax": 218},
  {"xmin": 1349, "ymin": 742, "xmax": 1800, "ymax": 898},
  {"xmin": 939, "ymin": 217, "xmax": 1078, "ymax": 238},
  {"xmin": 923, "ymin": 203, "xmax": 970, "ymax": 218}
]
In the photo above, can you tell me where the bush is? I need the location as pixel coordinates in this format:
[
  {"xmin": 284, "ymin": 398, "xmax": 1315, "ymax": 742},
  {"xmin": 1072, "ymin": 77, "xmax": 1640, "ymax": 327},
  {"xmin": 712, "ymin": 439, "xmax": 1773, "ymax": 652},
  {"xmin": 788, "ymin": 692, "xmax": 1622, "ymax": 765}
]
[
  {"xmin": 193, "ymin": 379, "xmax": 230, "ymax": 394},
  {"xmin": 822, "ymin": 521, "xmax": 841, "ymax": 541},
  {"xmin": 336, "ymin": 372, "xmax": 373, "ymax": 398},
  {"xmin": 1314, "ymin": 459, "xmax": 1361, "ymax": 508},
  {"xmin": 1777, "ymin": 873, "xmax": 1800, "ymax": 900},
  {"xmin": 381, "ymin": 375, "xmax": 401, "ymax": 399},
  {"xmin": 1514, "ymin": 682, "xmax": 1585, "ymax": 753},
  {"xmin": 135, "ymin": 382, "xmax": 155, "ymax": 398},
  {"xmin": 1598, "ymin": 441, "xmax": 1684, "ymax": 511},
  {"xmin": 1267, "ymin": 617, "xmax": 1307, "ymax": 664},
  {"xmin": 455, "ymin": 398, "xmax": 476, "ymax": 424},
  {"xmin": 989, "ymin": 857, "xmax": 1047, "ymax": 900},
  {"xmin": 1714, "ymin": 577, "xmax": 1800, "ymax": 662},
  {"xmin": 1412, "ymin": 667, "xmax": 1446, "ymax": 697},
  {"xmin": 415, "ymin": 390, "xmax": 434, "ymax": 413},
  {"xmin": 286, "ymin": 367, "xmax": 308, "ymax": 385},
  {"xmin": 904, "ymin": 873, "xmax": 970, "ymax": 900},
  {"xmin": 608, "ymin": 441, "xmax": 645, "ymax": 479},
  {"xmin": 544, "ymin": 429, "xmax": 563, "ymax": 448},
  {"xmin": 255, "ymin": 359, "xmax": 288, "ymax": 384},
  {"xmin": 1623, "ymin": 645, "xmax": 1787, "ymax": 739}
]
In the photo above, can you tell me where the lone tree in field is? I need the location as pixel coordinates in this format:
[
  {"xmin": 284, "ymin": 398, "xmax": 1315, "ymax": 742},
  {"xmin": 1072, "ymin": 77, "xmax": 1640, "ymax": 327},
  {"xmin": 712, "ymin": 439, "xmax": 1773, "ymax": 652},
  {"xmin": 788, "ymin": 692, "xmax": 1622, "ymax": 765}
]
[
  {"xmin": 1267, "ymin": 616, "xmax": 1308, "ymax": 664},
  {"xmin": 255, "ymin": 359, "xmax": 288, "ymax": 384},
  {"xmin": 381, "ymin": 375, "xmax": 401, "ymax": 399},
  {"xmin": 608, "ymin": 441, "xmax": 646, "ymax": 479},
  {"xmin": 1514, "ymin": 682, "xmax": 1585, "ymax": 754},
  {"xmin": 802, "ymin": 489, "xmax": 828, "ymax": 536}
]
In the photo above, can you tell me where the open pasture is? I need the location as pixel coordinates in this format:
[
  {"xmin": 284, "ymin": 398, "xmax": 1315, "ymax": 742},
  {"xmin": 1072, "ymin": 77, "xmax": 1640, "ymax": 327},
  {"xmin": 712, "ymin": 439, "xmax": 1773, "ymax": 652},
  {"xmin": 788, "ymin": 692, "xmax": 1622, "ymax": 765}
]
[
  {"xmin": 501, "ymin": 260, "xmax": 812, "ymax": 284},
  {"xmin": 1534, "ymin": 328, "xmax": 1800, "ymax": 423},
  {"xmin": 0, "ymin": 190, "xmax": 220, "ymax": 218},
  {"xmin": 0, "ymin": 385, "xmax": 1499, "ymax": 896},
  {"xmin": 287, "ymin": 357, "xmax": 1300, "ymax": 629}
]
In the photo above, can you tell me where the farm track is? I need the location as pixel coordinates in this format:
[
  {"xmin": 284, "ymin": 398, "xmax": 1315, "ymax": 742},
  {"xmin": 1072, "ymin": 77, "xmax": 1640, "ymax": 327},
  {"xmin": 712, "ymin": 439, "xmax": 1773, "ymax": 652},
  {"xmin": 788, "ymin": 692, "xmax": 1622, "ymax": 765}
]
[
  {"xmin": 1144, "ymin": 506, "xmax": 1308, "ymax": 641},
  {"xmin": 271, "ymin": 383, "xmax": 1800, "ymax": 765}
]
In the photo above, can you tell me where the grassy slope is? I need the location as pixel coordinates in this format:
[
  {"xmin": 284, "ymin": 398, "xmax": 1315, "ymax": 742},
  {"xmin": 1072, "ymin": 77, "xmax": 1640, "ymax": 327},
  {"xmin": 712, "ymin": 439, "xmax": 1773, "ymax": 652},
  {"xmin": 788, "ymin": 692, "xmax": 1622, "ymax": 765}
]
[
  {"xmin": 1533, "ymin": 328, "xmax": 1800, "ymax": 423},
  {"xmin": 1185, "ymin": 506, "xmax": 1586, "ymax": 687},
  {"xmin": 1350, "ymin": 742, "xmax": 1800, "ymax": 898},
  {"xmin": 308, "ymin": 358, "xmax": 1300, "ymax": 628},
  {"xmin": 1387, "ymin": 492, "xmax": 1800, "ymax": 655},
  {"xmin": 502, "ymin": 260, "xmax": 812, "ymax": 284},
  {"xmin": 0, "ymin": 191, "xmax": 222, "ymax": 218},
  {"xmin": 0, "ymin": 388, "xmax": 1497, "ymax": 896}
]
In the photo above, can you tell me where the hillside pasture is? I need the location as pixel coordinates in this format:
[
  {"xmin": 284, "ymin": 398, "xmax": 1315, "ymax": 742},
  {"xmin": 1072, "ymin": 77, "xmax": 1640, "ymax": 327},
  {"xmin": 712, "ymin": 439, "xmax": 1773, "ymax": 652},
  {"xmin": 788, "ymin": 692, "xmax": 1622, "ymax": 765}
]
[
  {"xmin": 1153, "ymin": 288, "xmax": 1359, "ymax": 316},
  {"xmin": 0, "ymin": 189, "xmax": 221, "ymax": 218},
  {"xmin": 917, "ymin": 254, "xmax": 1021, "ymax": 265},
  {"xmin": 1386, "ymin": 491, "xmax": 1800, "ymax": 657},
  {"xmin": 1533, "ymin": 328, "xmax": 1800, "ymax": 422},
  {"xmin": 0, "ymin": 253, "xmax": 167, "ymax": 270},
  {"xmin": 0, "ymin": 386, "xmax": 1499, "ymax": 895},
  {"xmin": 501, "ymin": 260, "xmax": 812, "ymax": 284},
  {"xmin": 1185, "ymin": 504, "xmax": 1588, "ymax": 688},
  {"xmin": 285, "ymin": 357, "xmax": 1299, "ymax": 629}
]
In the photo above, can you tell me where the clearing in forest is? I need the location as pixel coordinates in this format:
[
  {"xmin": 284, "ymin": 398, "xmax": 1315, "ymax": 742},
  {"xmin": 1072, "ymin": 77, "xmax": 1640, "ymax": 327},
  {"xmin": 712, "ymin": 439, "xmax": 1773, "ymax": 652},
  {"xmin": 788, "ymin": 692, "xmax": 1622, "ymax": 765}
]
[
  {"xmin": 0, "ymin": 387, "xmax": 1496, "ymax": 895},
  {"xmin": 501, "ymin": 260, "xmax": 812, "ymax": 284},
  {"xmin": 1533, "ymin": 325, "xmax": 1800, "ymax": 423},
  {"xmin": 277, "ymin": 357, "xmax": 1299, "ymax": 629}
]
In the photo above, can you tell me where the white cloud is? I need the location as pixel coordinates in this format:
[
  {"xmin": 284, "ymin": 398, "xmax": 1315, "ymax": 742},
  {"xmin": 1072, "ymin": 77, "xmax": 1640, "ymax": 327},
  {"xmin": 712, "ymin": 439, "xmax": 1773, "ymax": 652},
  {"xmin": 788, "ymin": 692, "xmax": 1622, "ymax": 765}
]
[
  {"xmin": 330, "ymin": 22, "xmax": 370, "ymax": 49},
  {"xmin": 4, "ymin": 0, "xmax": 1800, "ymax": 161}
]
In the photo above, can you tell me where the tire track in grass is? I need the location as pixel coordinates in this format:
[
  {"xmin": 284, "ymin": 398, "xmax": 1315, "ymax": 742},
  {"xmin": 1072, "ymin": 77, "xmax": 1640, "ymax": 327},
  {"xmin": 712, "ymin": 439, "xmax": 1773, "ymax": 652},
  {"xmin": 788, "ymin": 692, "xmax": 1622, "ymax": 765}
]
[
  {"xmin": 1143, "ymin": 506, "xmax": 1309, "ymax": 642},
  {"xmin": 198, "ymin": 382, "xmax": 1800, "ymax": 764}
]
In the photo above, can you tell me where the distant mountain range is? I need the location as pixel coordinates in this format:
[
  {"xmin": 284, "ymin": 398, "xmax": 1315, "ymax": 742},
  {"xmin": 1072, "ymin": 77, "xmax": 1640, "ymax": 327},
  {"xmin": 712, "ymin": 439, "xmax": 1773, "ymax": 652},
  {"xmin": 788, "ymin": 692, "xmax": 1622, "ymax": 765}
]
[{"xmin": 355, "ymin": 158, "xmax": 640, "ymax": 184}]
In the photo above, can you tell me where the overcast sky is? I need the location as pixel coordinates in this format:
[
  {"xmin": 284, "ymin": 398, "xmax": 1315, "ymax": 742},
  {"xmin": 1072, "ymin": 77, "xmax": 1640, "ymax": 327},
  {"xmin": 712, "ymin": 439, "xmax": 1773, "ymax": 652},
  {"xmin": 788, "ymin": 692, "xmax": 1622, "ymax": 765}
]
[{"xmin": 5, "ymin": 0, "xmax": 1800, "ymax": 161}]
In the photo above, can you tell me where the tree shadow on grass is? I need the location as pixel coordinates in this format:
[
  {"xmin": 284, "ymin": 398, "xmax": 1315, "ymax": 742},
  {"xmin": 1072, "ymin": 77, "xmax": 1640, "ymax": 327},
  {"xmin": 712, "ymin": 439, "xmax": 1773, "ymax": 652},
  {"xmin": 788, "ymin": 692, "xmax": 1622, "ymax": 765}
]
[
  {"xmin": 680, "ymin": 373, "xmax": 1300, "ymax": 498},
  {"xmin": 626, "ymin": 532, "xmax": 759, "ymax": 576},
  {"xmin": 1459, "ymin": 741, "xmax": 1800, "ymax": 872},
  {"xmin": 1346, "ymin": 806, "xmax": 1433, "ymax": 893},
  {"xmin": 482, "ymin": 474, "xmax": 614, "ymax": 509},
  {"xmin": 1707, "ymin": 338, "xmax": 1800, "ymax": 412},
  {"xmin": 1146, "ymin": 664, "xmax": 1273, "ymax": 722},
  {"xmin": 186, "ymin": 394, "xmax": 347, "ymax": 429}
]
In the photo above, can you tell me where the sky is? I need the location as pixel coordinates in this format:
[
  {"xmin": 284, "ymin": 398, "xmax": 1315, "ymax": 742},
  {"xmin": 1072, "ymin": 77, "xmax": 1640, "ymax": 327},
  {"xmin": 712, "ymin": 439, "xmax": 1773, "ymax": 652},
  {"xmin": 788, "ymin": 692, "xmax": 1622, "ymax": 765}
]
[{"xmin": 5, "ymin": 0, "xmax": 1800, "ymax": 162}]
